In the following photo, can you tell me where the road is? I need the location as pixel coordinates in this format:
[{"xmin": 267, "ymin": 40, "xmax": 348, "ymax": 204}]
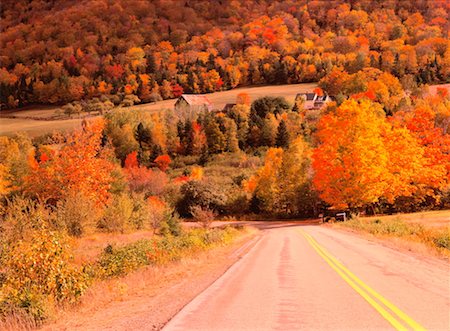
[{"xmin": 163, "ymin": 225, "xmax": 450, "ymax": 331}]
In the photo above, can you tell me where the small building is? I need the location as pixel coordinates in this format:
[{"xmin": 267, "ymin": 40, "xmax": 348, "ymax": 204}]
[
  {"xmin": 175, "ymin": 94, "xmax": 213, "ymax": 112},
  {"xmin": 295, "ymin": 92, "xmax": 332, "ymax": 110}
]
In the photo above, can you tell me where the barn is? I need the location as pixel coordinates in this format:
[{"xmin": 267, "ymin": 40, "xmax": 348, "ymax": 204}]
[{"xmin": 174, "ymin": 94, "xmax": 213, "ymax": 112}]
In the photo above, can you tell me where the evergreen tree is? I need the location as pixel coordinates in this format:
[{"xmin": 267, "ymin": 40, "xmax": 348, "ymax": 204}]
[
  {"xmin": 184, "ymin": 120, "xmax": 194, "ymax": 155},
  {"xmin": 135, "ymin": 122, "xmax": 152, "ymax": 150},
  {"xmin": 274, "ymin": 58, "xmax": 289, "ymax": 84},
  {"xmin": 276, "ymin": 120, "xmax": 290, "ymax": 149}
]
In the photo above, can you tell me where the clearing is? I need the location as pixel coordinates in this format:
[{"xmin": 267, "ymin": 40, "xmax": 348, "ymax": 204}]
[{"xmin": 0, "ymin": 83, "xmax": 316, "ymax": 137}]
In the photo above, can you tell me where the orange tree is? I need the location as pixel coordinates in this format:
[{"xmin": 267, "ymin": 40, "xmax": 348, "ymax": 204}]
[
  {"xmin": 312, "ymin": 99, "xmax": 391, "ymax": 210},
  {"xmin": 25, "ymin": 119, "xmax": 114, "ymax": 205}
]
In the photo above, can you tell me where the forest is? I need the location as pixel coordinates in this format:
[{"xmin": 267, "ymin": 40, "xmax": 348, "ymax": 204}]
[
  {"xmin": 1, "ymin": 0, "xmax": 449, "ymax": 109},
  {"xmin": 0, "ymin": 0, "xmax": 449, "ymax": 327}
]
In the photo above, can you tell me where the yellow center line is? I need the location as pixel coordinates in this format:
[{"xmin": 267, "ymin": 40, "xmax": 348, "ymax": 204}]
[{"xmin": 298, "ymin": 229, "xmax": 426, "ymax": 331}]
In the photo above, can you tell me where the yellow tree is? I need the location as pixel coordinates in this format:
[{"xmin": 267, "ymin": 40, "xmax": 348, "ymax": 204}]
[
  {"xmin": 312, "ymin": 99, "xmax": 390, "ymax": 209},
  {"xmin": 244, "ymin": 148, "xmax": 283, "ymax": 211},
  {"xmin": 382, "ymin": 125, "xmax": 428, "ymax": 203}
]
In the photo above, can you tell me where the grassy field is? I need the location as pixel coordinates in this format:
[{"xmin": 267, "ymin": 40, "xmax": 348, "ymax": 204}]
[
  {"xmin": 361, "ymin": 210, "xmax": 450, "ymax": 230},
  {"xmin": 0, "ymin": 83, "xmax": 316, "ymax": 137}
]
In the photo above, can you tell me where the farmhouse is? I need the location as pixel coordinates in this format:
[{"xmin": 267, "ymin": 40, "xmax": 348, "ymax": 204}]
[
  {"xmin": 175, "ymin": 94, "xmax": 213, "ymax": 112},
  {"xmin": 295, "ymin": 92, "xmax": 331, "ymax": 110}
]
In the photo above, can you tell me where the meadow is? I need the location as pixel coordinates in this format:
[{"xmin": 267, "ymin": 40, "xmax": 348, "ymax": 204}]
[{"xmin": 0, "ymin": 83, "xmax": 316, "ymax": 137}]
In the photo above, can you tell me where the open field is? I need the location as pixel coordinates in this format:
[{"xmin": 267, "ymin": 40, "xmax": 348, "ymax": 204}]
[{"xmin": 0, "ymin": 83, "xmax": 316, "ymax": 137}]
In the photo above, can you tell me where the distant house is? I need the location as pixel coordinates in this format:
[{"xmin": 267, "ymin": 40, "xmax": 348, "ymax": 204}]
[
  {"xmin": 174, "ymin": 94, "xmax": 213, "ymax": 112},
  {"xmin": 295, "ymin": 92, "xmax": 331, "ymax": 110}
]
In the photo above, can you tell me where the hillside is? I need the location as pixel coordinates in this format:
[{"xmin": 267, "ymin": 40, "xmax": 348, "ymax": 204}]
[{"xmin": 1, "ymin": 0, "xmax": 449, "ymax": 109}]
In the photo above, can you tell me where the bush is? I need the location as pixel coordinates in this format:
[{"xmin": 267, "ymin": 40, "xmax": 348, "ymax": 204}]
[
  {"xmin": 160, "ymin": 210, "xmax": 182, "ymax": 236},
  {"xmin": 56, "ymin": 191, "xmax": 100, "ymax": 236},
  {"xmin": 98, "ymin": 194, "xmax": 133, "ymax": 232},
  {"xmin": 176, "ymin": 180, "xmax": 227, "ymax": 217},
  {"xmin": 190, "ymin": 206, "xmax": 216, "ymax": 228},
  {"xmin": 0, "ymin": 230, "xmax": 89, "ymax": 322},
  {"xmin": 1, "ymin": 196, "xmax": 55, "ymax": 242},
  {"xmin": 96, "ymin": 227, "xmax": 241, "ymax": 278}
]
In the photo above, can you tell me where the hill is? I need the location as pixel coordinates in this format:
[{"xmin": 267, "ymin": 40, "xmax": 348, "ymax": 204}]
[{"xmin": 1, "ymin": 0, "xmax": 449, "ymax": 109}]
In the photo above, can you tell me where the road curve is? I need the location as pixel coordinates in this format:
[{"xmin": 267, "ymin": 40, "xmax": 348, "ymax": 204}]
[{"xmin": 163, "ymin": 225, "xmax": 449, "ymax": 331}]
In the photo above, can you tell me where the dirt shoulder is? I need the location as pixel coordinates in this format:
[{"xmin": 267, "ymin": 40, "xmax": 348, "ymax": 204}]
[{"xmin": 41, "ymin": 228, "xmax": 260, "ymax": 331}]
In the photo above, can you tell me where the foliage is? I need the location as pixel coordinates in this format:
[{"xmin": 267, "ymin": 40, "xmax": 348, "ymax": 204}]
[
  {"xmin": 24, "ymin": 119, "xmax": 114, "ymax": 206},
  {"xmin": 124, "ymin": 152, "xmax": 168, "ymax": 195},
  {"xmin": 98, "ymin": 193, "xmax": 136, "ymax": 233},
  {"xmin": 176, "ymin": 180, "xmax": 227, "ymax": 217},
  {"xmin": 1, "ymin": 1, "xmax": 449, "ymax": 109},
  {"xmin": 56, "ymin": 190, "xmax": 100, "ymax": 237},
  {"xmin": 245, "ymin": 137, "xmax": 312, "ymax": 216},
  {"xmin": 0, "ymin": 229, "xmax": 89, "ymax": 322}
]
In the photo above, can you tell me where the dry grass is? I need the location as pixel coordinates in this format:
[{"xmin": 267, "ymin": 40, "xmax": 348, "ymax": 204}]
[
  {"xmin": 362, "ymin": 210, "xmax": 450, "ymax": 230},
  {"xmin": 69, "ymin": 230, "xmax": 155, "ymax": 266},
  {"xmin": 334, "ymin": 210, "xmax": 450, "ymax": 259},
  {"xmin": 0, "ymin": 83, "xmax": 316, "ymax": 137}
]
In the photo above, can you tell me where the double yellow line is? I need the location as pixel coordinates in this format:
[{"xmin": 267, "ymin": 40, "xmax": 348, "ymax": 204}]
[{"xmin": 299, "ymin": 230, "xmax": 426, "ymax": 331}]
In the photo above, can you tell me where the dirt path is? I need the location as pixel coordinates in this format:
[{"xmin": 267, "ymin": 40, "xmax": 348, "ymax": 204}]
[{"xmin": 164, "ymin": 225, "xmax": 449, "ymax": 330}]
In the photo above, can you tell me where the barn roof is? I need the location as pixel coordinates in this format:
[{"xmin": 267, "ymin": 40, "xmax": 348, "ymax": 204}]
[{"xmin": 180, "ymin": 94, "xmax": 212, "ymax": 106}]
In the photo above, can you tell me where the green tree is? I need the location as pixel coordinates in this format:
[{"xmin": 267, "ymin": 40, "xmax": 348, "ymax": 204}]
[
  {"xmin": 276, "ymin": 119, "xmax": 290, "ymax": 148},
  {"xmin": 205, "ymin": 118, "xmax": 226, "ymax": 154}
]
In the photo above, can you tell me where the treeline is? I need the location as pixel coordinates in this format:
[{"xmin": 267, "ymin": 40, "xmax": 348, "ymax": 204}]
[{"xmin": 1, "ymin": 0, "xmax": 449, "ymax": 108}]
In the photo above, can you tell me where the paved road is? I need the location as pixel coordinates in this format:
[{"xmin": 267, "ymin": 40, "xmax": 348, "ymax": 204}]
[{"xmin": 163, "ymin": 225, "xmax": 450, "ymax": 331}]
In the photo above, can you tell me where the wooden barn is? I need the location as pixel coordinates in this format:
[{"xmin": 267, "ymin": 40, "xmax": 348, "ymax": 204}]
[{"xmin": 174, "ymin": 94, "xmax": 213, "ymax": 112}]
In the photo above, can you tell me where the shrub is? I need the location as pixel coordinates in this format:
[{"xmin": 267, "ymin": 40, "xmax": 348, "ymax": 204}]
[
  {"xmin": 190, "ymin": 206, "xmax": 216, "ymax": 228},
  {"xmin": 56, "ymin": 191, "xmax": 100, "ymax": 236},
  {"xmin": 147, "ymin": 196, "xmax": 168, "ymax": 234},
  {"xmin": 1, "ymin": 196, "xmax": 55, "ymax": 242},
  {"xmin": 160, "ymin": 210, "xmax": 182, "ymax": 236},
  {"xmin": 176, "ymin": 180, "xmax": 227, "ymax": 217},
  {"xmin": 129, "ymin": 193, "xmax": 150, "ymax": 230},
  {"xmin": 98, "ymin": 194, "xmax": 133, "ymax": 232},
  {"xmin": 96, "ymin": 227, "xmax": 241, "ymax": 278},
  {"xmin": 0, "ymin": 230, "xmax": 89, "ymax": 322}
]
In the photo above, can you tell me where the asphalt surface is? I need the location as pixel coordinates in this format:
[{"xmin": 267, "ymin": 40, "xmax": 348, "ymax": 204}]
[{"xmin": 163, "ymin": 225, "xmax": 450, "ymax": 331}]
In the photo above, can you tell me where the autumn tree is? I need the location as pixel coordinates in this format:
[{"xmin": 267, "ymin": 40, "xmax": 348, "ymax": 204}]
[
  {"xmin": 25, "ymin": 119, "xmax": 114, "ymax": 206},
  {"xmin": 312, "ymin": 100, "xmax": 390, "ymax": 209}
]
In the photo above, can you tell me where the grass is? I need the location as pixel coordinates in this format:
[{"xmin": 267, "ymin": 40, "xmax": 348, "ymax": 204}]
[
  {"xmin": 0, "ymin": 225, "xmax": 247, "ymax": 328},
  {"xmin": 335, "ymin": 211, "xmax": 450, "ymax": 257},
  {"xmin": 0, "ymin": 83, "xmax": 316, "ymax": 137},
  {"xmin": 361, "ymin": 210, "xmax": 450, "ymax": 229}
]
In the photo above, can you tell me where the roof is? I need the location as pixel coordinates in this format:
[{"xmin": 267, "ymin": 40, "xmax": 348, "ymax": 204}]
[
  {"xmin": 179, "ymin": 94, "xmax": 212, "ymax": 106},
  {"xmin": 296, "ymin": 93, "xmax": 316, "ymax": 101}
]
